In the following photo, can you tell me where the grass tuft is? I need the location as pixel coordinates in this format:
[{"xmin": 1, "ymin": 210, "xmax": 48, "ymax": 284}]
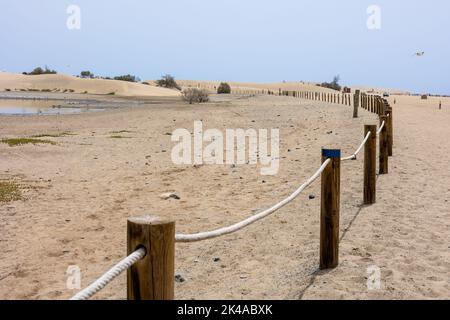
[
  {"xmin": 1, "ymin": 138, "xmax": 56, "ymax": 147},
  {"xmin": 110, "ymin": 130, "xmax": 133, "ymax": 134},
  {"xmin": 31, "ymin": 132, "xmax": 74, "ymax": 138},
  {"xmin": 0, "ymin": 180, "xmax": 22, "ymax": 203}
]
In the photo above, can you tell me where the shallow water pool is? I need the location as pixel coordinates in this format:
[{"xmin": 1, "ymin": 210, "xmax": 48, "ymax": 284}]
[{"xmin": 0, "ymin": 99, "xmax": 102, "ymax": 115}]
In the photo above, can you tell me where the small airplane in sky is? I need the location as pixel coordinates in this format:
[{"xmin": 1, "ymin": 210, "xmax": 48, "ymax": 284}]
[{"xmin": 413, "ymin": 51, "xmax": 425, "ymax": 57}]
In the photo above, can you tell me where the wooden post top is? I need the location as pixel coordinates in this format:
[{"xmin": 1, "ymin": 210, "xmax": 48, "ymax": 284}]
[{"xmin": 128, "ymin": 215, "xmax": 174, "ymax": 226}]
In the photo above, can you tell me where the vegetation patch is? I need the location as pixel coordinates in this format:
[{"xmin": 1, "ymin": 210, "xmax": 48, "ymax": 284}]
[
  {"xmin": 0, "ymin": 180, "xmax": 22, "ymax": 203},
  {"xmin": 319, "ymin": 75, "xmax": 342, "ymax": 91},
  {"xmin": 182, "ymin": 88, "xmax": 210, "ymax": 104},
  {"xmin": 217, "ymin": 82, "xmax": 231, "ymax": 94},
  {"xmin": 113, "ymin": 74, "xmax": 139, "ymax": 82},
  {"xmin": 110, "ymin": 130, "xmax": 133, "ymax": 134},
  {"xmin": 156, "ymin": 74, "xmax": 181, "ymax": 90},
  {"xmin": 1, "ymin": 138, "xmax": 56, "ymax": 147},
  {"xmin": 23, "ymin": 66, "xmax": 57, "ymax": 75},
  {"xmin": 31, "ymin": 132, "xmax": 74, "ymax": 138},
  {"xmin": 80, "ymin": 71, "xmax": 94, "ymax": 79}
]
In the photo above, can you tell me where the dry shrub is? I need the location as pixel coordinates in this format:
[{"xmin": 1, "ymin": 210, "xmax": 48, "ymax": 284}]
[
  {"xmin": 156, "ymin": 74, "xmax": 181, "ymax": 90},
  {"xmin": 182, "ymin": 88, "xmax": 209, "ymax": 104}
]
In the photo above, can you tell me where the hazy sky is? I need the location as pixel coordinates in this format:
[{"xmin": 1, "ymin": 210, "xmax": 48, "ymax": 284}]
[{"xmin": 1, "ymin": 0, "xmax": 449, "ymax": 94}]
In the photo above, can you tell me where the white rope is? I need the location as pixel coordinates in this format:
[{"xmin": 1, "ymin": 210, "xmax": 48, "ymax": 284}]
[
  {"xmin": 377, "ymin": 121, "xmax": 385, "ymax": 135},
  {"xmin": 175, "ymin": 158, "xmax": 331, "ymax": 243},
  {"xmin": 70, "ymin": 247, "xmax": 146, "ymax": 300},
  {"xmin": 341, "ymin": 131, "xmax": 372, "ymax": 161}
]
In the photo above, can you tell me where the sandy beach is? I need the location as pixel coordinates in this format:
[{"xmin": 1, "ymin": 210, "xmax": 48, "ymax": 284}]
[{"xmin": 0, "ymin": 88, "xmax": 448, "ymax": 300}]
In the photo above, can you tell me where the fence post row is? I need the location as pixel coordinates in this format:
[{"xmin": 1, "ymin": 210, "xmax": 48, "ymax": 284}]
[{"xmin": 123, "ymin": 89, "xmax": 396, "ymax": 298}]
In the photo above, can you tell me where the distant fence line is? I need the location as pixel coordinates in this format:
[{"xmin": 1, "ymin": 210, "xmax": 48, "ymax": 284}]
[{"xmin": 71, "ymin": 90, "xmax": 394, "ymax": 300}]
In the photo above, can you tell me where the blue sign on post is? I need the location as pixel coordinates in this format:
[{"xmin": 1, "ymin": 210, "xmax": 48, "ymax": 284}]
[{"xmin": 322, "ymin": 149, "xmax": 341, "ymax": 158}]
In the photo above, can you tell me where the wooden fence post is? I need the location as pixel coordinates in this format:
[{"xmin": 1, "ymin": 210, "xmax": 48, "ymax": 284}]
[
  {"xmin": 364, "ymin": 125, "xmax": 377, "ymax": 204},
  {"xmin": 127, "ymin": 216, "xmax": 175, "ymax": 300},
  {"xmin": 373, "ymin": 97, "xmax": 380, "ymax": 114},
  {"xmin": 353, "ymin": 90, "xmax": 360, "ymax": 118},
  {"xmin": 375, "ymin": 97, "xmax": 379, "ymax": 114},
  {"xmin": 320, "ymin": 149, "xmax": 341, "ymax": 270},
  {"xmin": 379, "ymin": 116, "xmax": 388, "ymax": 174},
  {"xmin": 387, "ymin": 107, "xmax": 393, "ymax": 156}
]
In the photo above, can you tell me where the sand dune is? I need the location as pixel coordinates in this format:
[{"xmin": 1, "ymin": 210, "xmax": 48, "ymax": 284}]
[
  {"xmin": 173, "ymin": 80, "xmax": 412, "ymax": 96},
  {"xmin": 153, "ymin": 79, "xmax": 341, "ymax": 94},
  {"xmin": 0, "ymin": 72, "xmax": 180, "ymax": 97},
  {"xmin": 351, "ymin": 85, "xmax": 410, "ymax": 95},
  {"xmin": 3, "ymin": 73, "xmax": 401, "ymax": 98}
]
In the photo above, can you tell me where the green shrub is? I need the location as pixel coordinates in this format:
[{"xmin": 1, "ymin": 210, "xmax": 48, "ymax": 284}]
[
  {"xmin": 320, "ymin": 75, "xmax": 341, "ymax": 91},
  {"xmin": 217, "ymin": 82, "xmax": 231, "ymax": 94},
  {"xmin": 25, "ymin": 66, "xmax": 57, "ymax": 75},
  {"xmin": 156, "ymin": 74, "xmax": 181, "ymax": 90},
  {"xmin": 113, "ymin": 74, "xmax": 138, "ymax": 82},
  {"xmin": 80, "ymin": 71, "xmax": 94, "ymax": 78}
]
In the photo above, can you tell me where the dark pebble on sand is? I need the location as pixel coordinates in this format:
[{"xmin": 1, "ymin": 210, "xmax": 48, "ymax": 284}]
[{"xmin": 175, "ymin": 274, "xmax": 186, "ymax": 283}]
